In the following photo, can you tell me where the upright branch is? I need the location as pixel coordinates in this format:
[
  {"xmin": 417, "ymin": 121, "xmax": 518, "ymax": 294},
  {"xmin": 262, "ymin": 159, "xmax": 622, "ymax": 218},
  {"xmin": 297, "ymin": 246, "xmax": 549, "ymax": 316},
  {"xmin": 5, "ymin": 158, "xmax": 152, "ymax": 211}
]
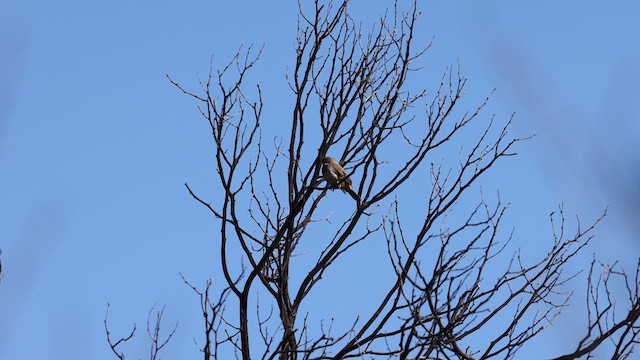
[
  {"xmin": 552, "ymin": 258, "xmax": 640, "ymax": 360},
  {"xmin": 104, "ymin": 303, "xmax": 178, "ymax": 360},
  {"xmin": 146, "ymin": 305, "xmax": 179, "ymax": 360},
  {"xmin": 104, "ymin": 304, "xmax": 136, "ymax": 360}
]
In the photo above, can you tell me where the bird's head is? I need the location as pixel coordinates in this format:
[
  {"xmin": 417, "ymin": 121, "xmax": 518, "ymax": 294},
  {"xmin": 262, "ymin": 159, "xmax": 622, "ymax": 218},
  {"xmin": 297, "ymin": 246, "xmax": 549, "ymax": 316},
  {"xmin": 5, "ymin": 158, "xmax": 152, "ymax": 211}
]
[{"xmin": 321, "ymin": 156, "xmax": 335, "ymax": 164}]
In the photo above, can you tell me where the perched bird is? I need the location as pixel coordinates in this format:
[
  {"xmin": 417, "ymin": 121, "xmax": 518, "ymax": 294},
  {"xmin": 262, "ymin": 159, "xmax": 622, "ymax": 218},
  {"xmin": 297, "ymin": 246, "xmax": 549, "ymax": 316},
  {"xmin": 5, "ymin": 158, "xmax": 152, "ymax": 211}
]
[{"xmin": 321, "ymin": 156, "xmax": 360, "ymax": 202}]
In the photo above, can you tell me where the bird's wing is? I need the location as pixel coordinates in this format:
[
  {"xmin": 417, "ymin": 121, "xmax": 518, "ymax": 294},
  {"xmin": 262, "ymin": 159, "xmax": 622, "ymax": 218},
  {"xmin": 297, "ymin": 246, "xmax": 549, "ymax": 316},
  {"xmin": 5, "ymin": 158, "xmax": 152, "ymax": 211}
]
[
  {"xmin": 326, "ymin": 164, "xmax": 339, "ymax": 180},
  {"xmin": 335, "ymin": 164, "xmax": 353, "ymax": 188},
  {"xmin": 336, "ymin": 164, "xmax": 349, "ymax": 179}
]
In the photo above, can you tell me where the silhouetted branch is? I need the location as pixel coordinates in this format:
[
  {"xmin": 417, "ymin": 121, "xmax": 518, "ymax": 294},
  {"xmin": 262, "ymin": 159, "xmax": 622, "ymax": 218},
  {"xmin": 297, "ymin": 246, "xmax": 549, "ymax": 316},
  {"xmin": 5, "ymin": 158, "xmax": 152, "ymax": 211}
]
[
  {"xmin": 552, "ymin": 258, "xmax": 640, "ymax": 360},
  {"xmin": 146, "ymin": 304, "xmax": 179, "ymax": 360},
  {"xmin": 104, "ymin": 303, "xmax": 136, "ymax": 360},
  {"xmin": 104, "ymin": 303, "xmax": 178, "ymax": 360}
]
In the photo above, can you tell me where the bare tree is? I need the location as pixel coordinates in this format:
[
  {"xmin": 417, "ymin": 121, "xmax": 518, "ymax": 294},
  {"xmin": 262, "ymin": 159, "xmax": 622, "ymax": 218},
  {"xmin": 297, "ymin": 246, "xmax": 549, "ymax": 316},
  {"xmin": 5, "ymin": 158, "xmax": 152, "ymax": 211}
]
[{"xmin": 107, "ymin": 0, "xmax": 640, "ymax": 359}]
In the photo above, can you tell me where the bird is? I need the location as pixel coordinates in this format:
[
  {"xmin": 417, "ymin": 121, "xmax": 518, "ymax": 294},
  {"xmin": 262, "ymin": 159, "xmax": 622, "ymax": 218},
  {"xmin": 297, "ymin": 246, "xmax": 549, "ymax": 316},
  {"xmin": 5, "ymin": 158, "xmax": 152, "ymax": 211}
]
[{"xmin": 321, "ymin": 156, "xmax": 360, "ymax": 202}]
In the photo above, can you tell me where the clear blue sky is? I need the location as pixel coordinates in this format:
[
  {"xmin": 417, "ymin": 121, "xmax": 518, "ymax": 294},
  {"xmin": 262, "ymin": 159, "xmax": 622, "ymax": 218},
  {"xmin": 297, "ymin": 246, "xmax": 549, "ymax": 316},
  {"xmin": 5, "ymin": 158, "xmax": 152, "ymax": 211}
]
[{"xmin": 1, "ymin": 1, "xmax": 638, "ymax": 359}]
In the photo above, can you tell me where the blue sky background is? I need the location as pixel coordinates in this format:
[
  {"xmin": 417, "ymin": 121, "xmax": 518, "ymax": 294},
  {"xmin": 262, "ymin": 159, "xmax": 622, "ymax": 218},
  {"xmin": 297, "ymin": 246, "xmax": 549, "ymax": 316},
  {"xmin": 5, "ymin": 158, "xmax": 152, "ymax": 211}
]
[{"xmin": 1, "ymin": 1, "xmax": 639, "ymax": 359}]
